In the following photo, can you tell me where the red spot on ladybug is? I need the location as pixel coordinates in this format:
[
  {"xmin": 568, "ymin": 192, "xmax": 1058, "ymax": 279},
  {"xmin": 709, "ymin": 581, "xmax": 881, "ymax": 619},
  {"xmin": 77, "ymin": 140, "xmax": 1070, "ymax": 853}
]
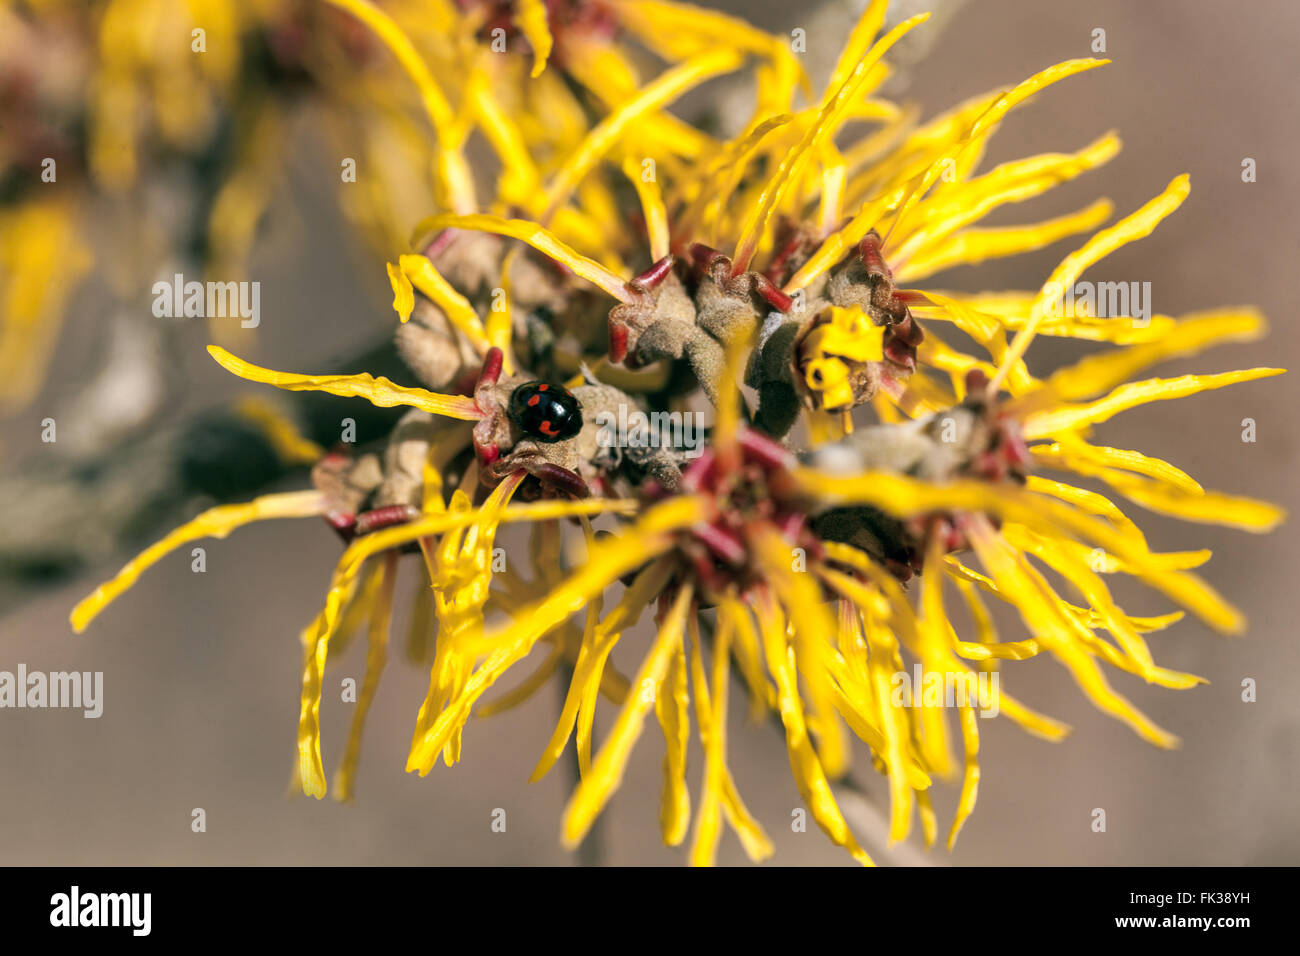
[{"xmin": 508, "ymin": 382, "xmax": 583, "ymax": 443}]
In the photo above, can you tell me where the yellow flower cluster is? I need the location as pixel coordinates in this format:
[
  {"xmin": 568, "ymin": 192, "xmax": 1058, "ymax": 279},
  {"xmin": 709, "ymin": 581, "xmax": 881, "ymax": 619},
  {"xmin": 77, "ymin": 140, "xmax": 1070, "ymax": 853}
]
[{"xmin": 71, "ymin": 0, "xmax": 1283, "ymax": 865}]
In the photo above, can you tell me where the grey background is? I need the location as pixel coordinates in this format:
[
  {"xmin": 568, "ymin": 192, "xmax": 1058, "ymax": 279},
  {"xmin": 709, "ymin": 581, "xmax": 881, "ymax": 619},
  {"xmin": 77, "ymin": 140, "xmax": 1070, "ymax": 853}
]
[{"xmin": 1, "ymin": 0, "xmax": 1297, "ymax": 865}]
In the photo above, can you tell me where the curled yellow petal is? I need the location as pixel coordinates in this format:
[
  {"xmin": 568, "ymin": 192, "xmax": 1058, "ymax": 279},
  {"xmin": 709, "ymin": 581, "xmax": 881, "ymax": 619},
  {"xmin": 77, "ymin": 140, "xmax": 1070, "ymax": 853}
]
[
  {"xmin": 562, "ymin": 583, "xmax": 695, "ymax": 847},
  {"xmin": 71, "ymin": 490, "xmax": 324, "ymax": 633},
  {"xmin": 1101, "ymin": 476, "xmax": 1286, "ymax": 533},
  {"xmin": 946, "ymin": 705, "xmax": 981, "ymax": 849},
  {"xmin": 332, "ymin": 554, "xmax": 397, "ymax": 803},
  {"xmin": 531, "ymin": 558, "xmax": 673, "ymax": 781},
  {"xmin": 996, "ymin": 174, "xmax": 1190, "ymax": 388},
  {"xmin": 410, "ymin": 213, "xmax": 634, "ymax": 303},
  {"xmin": 733, "ymin": 13, "xmax": 930, "ymax": 273},
  {"xmin": 515, "ymin": 0, "xmax": 553, "ymax": 77},
  {"xmin": 1043, "ymin": 309, "xmax": 1266, "ymax": 401},
  {"xmin": 233, "ymin": 396, "xmax": 325, "ymax": 465},
  {"xmin": 476, "ymin": 643, "xmax": 565, "ymax": 718},
  {"xmin": 655, "ymin": 638, "xmax": 692, "ymax": 846},
  {"xmin": 966, "ymin": 517, "xmax": 1180, "ymax": 748},
  {"xmin": 387, "ymin": 261, "xmax": 415, "ymax": 323},
  {"xmin": 899, "ymin": 198, "xmax": 1114, "ymax": 283},
  {"xmin": 799, "ymin": 469, "xmax": 1246, "ymax": 634},
  {"xmin": 542, "ymin": 48, "xmax": 743, "ymax": 226},
  {"xmin": 755, "ymin": 590, "xmax": 874, "ymax": 864},
  {"xmin": 894, "ymin": 134, "xmax": 1120, "ymax": 271},
  {"xmin": 324, "ymin": 0, "xmax": 476, "ymax": 213},
  {"xmin": 825, "ymin": 0, "xmax": 888, "ymax": 96},
  {"xmin": 397, "ymin": 254, "xmax": 491, "ymax": 353},
  {"xmin": 408, "ymin": 499, "xmax": 703, "ymax": 775},
  {"xmin": 1023, "ymin": 368, "xmax": 1285, "ymax": 438},
  {"xmin": 784, "ymin": 183, "xmax": 910, "ymax": 294},
  {"xmin": 623, "ymin": 155, "xmax": 670, "ymax": 262},
  {"xmin": 207, "ymin": 345, "xmax": 485, "ymax": 420},
  {"xmin": 1034, "ymin": 439, "xmax": 1203, "ymax": 496}
]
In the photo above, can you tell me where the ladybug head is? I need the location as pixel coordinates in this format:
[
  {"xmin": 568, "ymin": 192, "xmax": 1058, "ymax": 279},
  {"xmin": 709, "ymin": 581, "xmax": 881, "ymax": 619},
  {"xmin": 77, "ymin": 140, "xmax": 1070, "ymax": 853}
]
[{"xmin": 507, "ymin": 381, "xmax": 584, "ymax": 443}]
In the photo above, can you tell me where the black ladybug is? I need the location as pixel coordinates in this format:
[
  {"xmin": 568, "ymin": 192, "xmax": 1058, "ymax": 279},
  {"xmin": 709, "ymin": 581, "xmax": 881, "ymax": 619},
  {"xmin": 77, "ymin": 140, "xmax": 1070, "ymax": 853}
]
[{"xmin": 508, "ymin": 381, "xmax": 584, "ymax": 443}]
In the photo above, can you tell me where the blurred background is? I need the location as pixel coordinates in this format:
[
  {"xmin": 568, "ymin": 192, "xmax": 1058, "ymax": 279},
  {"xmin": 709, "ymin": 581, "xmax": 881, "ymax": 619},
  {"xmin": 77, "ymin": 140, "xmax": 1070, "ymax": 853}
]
[{"xmin": 1, "ymin": 0, "xmax": 1296, "ymax": 865}]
